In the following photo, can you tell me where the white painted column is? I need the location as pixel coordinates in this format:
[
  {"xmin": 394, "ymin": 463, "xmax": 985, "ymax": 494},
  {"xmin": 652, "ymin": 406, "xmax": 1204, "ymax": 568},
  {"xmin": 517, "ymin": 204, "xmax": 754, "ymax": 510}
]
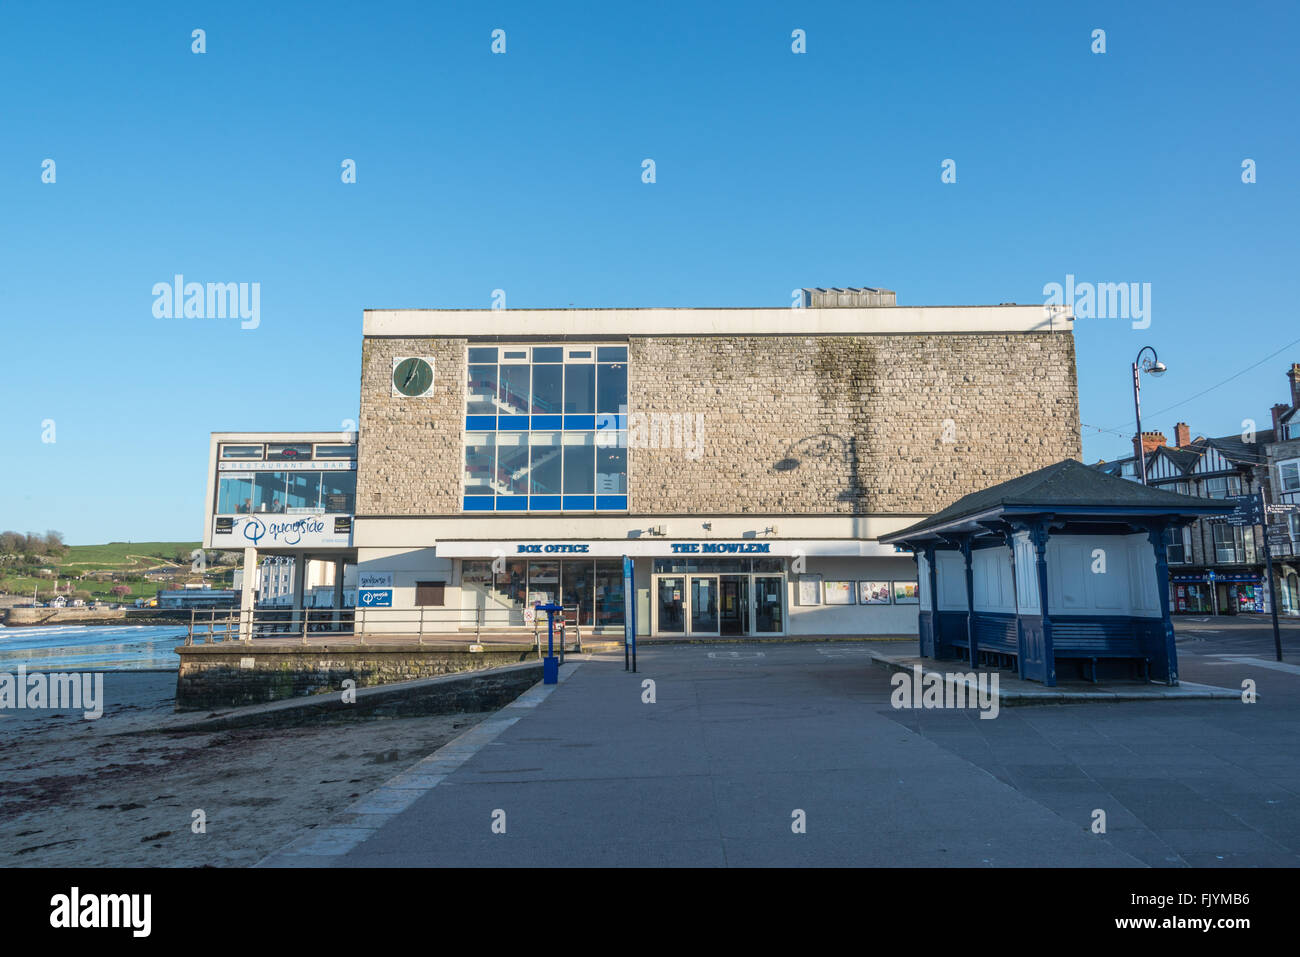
[
  {"xmin": 292, "ymin": 554, "xmax": 307, "ymax": 632},
  {"xmin": 332, "ymin": 558, "xmax": 345, "ymax": 631},
  {"xmin": 239, "ymin": 547, "xmax": 257, "ymax": 640}
]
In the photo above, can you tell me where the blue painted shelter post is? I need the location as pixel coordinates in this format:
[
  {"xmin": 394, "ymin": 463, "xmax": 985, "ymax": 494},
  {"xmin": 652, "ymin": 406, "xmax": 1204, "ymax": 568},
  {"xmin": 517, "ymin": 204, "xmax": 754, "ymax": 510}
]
[
  {"xmin": 1144, "ymin": 522, "xmax": 1179, "ymax": 685},
  {"xmin": 959, "ymin": 535, "xmax": 976, "ymax": 669}
]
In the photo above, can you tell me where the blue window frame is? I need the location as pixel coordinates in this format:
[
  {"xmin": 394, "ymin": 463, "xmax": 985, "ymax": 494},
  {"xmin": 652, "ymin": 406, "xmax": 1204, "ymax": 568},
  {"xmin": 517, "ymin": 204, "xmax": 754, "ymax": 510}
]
[{"xmin": 464, "ymin": 344, "xmax": 628, "ymax": 512}]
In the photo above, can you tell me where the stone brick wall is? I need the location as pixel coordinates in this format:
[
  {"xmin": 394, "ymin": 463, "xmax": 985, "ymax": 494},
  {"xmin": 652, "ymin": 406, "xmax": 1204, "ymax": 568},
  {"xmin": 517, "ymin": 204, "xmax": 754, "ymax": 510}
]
[
  {"xmin": 629, "ymin": 334, "xmax": 1078, "ymax": 514},
  {"xmin": 357, "ymin": 332, "xmax": 1080, "ymax": 516},
  {"xmin": 358, "ymin": 335, "xmax": 467, "ymax": 515},
  {"xmin": 174, "ymin": 644, "xmax": 534, "ymax": 710}
]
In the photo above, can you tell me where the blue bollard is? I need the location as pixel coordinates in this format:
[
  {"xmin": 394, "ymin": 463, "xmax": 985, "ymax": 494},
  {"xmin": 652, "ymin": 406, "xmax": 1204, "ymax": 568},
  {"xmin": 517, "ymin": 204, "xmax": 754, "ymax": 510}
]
[{"xmin": 536, "ymin": 602, "xmax": 564, "ymax": 684}]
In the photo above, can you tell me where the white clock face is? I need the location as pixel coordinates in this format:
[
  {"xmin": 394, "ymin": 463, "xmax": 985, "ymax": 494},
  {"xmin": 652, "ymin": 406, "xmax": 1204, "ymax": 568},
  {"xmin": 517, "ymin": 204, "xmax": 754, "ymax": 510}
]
[{"xmin": 392, "ymin": 356, "xmax": 435, "ymax": 397}]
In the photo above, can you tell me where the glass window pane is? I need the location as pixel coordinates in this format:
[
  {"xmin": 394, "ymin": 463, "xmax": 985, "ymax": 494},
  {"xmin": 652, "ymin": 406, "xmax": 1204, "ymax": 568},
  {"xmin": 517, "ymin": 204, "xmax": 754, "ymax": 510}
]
[
  {"xmin": 253, "ymin": 472, "xmax": 287, "ymax": 512},
  {"xmin": 596, "ymin": 363, "xmax": 627, "ymax": 413},
  {"xmin": 485, "ymin": 559, "xmax": 529, "ymax": 624},
  {"xmin": 498, "ymin": 364, "xmax": 530, "ymax": 416},
  {"xmin": 563, "ymin": 432, "xmax": 595, "ymax": 494},
  {"xmin": 321, "ymin": 471, "xmax": 356, "ymax": 512},
  {"xmin": 597, "ymin": 445, "xmax": 627, "ymax": 493},
  {"xmin": 533, "ymin": 347, "xmax": 563, "ymax": 363},
  {"xmin": 267, "ymin": 443, "xmax": 313, "ymax": 461},
  {"xmin": 220, "ymin": 444, "xmax": 263, "ymax": 459},
  {"xmin": 496, "ymin": 432, "xmax": 530, "ymax": 496},
  {"xmin": 462, "ymin": 560, "xmax": 493, "ymax": 587},
  {"xmin": 529, "ymin": 432, "xmax": 562, "ymax": 495},
  {"xmin": 595, "ymin": 561, "xmax": 626, "ymax": 627},
  {"xmin": 217, "ymin": 475, "xmax": 254, "ymax": 513},
  {"xmin": 468, "ymin": 347, "xmax": 498, "ymax": 363},
  {"xmin": 564, "ymin": 364, "xmax": 595, "ymax": 414},
  {"xmin": 465, "ymin": 433, "xmax": 496, "ymax": 495},
  {"xmin": 286, "ymin": 472, "xmax": 321, "ymax": 510},
  {"xmin": 532, "ymin": 364, "xmax": 563, "ymax": 414},
  {"xmin": 562, "ymin": 560, "xmax": 595, "ymax": 626},
  {"xmin": 597, "ymin": 346, "xmax": 627, "ymax": 362},
  {"xmin": 1281, "ymin": 462, "xmax": 1300, "ymax": 491},
  {"xmin": 467, "ymin": 364, "xmax": 498, "ymax": 416},
  {"xmin": 314, "ymin": 444, "xmax": 356, "ymax": 459},
  {"xmin": 527, "ymin": 562, "xmax": 560, "ymax": 606}
]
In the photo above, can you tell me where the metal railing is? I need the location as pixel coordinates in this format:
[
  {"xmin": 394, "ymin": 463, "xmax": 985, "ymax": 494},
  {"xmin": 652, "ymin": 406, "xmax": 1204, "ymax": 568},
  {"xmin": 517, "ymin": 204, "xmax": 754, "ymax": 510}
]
[{"xmin": 183, "ymin": 604, "xmax": 592, "ymax": 649}]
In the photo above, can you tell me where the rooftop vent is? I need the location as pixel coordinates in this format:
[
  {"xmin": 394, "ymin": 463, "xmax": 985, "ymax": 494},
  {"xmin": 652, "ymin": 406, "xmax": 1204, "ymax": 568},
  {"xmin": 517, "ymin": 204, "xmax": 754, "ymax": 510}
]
[{"xmin": 801, "ymin": 287, "xmax": 896, "ymax": 308}]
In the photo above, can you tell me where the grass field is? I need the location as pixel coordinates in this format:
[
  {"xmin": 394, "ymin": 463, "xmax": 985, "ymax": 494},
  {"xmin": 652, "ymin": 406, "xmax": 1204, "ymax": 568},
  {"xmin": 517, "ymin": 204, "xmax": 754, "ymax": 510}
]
[
  {"xmin": 1, "ymin": 541, "xmax": 237, "ymax": 602},
  {"xmin": 61, "ymin": 541, "xmax": 203, "ymax": 569}
]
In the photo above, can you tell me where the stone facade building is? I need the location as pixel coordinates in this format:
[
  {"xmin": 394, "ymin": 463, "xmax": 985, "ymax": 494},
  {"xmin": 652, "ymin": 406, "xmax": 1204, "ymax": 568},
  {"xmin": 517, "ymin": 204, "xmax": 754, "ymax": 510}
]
[{"xmin": 205, "ymin": 290, "xmax": 1081, "ymax": 639}]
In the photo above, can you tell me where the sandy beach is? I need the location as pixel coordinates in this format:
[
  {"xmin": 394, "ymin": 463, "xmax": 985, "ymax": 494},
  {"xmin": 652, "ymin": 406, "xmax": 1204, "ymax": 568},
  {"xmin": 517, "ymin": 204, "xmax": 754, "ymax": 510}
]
[{"xmin": 0, "ymin": 671, "xmax": 485, "ymax": 867}]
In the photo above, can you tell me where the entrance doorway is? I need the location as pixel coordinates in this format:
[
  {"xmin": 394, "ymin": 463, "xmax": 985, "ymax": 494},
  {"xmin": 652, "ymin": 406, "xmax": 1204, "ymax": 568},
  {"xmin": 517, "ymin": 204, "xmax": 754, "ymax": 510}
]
[
  {"xmin": 690, "ymin": 576, "xmax": 718, "ymax": 633},
  {"xmin": 719, "ymin": 575, "xmax": 749, "ymax": 635},
  {"xmin": 651, "ymin": 568, "xmax": 786, "ymax": 637},
  {"xmin": 656, "ymin": 576, "xmax": 685, "ymax": 633}
]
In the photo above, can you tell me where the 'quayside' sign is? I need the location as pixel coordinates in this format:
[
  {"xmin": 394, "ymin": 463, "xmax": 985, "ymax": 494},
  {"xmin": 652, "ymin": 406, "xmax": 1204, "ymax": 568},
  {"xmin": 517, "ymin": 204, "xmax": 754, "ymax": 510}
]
[{"xmin": 213, "ymin": 514, "xmax": 352, "ymax": 548}]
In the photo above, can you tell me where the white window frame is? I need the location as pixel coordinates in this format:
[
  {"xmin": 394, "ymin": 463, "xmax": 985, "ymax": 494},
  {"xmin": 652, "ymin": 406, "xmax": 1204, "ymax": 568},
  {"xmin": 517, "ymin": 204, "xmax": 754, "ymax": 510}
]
[{"xmin": 1278, "ymin": 458, "xmax": 1300, "ymax": 494}]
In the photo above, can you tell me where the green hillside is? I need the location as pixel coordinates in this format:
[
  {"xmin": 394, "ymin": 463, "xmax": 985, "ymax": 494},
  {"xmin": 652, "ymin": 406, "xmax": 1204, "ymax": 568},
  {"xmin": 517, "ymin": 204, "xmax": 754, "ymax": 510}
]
[{"xmin": 0, "ymin": 539, "xmax": 240, "ymax": 603}]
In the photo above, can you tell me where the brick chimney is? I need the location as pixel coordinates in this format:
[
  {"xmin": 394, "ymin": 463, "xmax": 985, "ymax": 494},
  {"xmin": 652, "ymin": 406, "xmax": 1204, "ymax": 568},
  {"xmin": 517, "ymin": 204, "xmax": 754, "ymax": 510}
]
[
  {"xmin": 1132, "ymin": 430, "xmax": 1166, "ymax": 460},
  {"xmin": 1173, "ymin": 422, "xmax": 1190, "ymax": 448},
  {"xmin": 1289, "ymin": 363, "xmax": 1300, "ymax": 408},
  {"xmin": 1273, "ymin": 403, "xmax": 1291, "ymax": 435}
]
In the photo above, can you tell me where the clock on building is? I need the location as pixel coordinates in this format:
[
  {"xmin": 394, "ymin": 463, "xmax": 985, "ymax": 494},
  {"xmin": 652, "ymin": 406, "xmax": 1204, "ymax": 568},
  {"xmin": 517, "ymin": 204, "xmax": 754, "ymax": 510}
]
[{"xmin": 391, "ymin": 356, "xmax": 434, "ymax": 397}]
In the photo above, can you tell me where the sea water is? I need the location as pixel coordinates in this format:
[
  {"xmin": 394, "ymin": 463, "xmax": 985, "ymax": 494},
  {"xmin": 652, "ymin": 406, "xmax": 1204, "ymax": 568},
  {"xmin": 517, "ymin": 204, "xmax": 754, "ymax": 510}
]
[{"xmin": 0, "ymin": 623, "xmax": 187, "ymax": 671}]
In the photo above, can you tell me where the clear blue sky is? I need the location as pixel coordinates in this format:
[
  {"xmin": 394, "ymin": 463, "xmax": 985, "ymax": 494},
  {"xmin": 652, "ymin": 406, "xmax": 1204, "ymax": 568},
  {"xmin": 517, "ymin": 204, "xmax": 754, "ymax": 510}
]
[{"xmin": 3, "ymin": 1, "xmax": 1297, "ymax": 544}]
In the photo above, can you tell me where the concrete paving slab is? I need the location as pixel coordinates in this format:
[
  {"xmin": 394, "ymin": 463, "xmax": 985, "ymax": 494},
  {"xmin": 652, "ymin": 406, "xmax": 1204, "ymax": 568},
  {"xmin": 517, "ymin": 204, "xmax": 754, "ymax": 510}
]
[{"xmin": 255, "ymin": 639, "xmax": 1300, "ymax": 867}]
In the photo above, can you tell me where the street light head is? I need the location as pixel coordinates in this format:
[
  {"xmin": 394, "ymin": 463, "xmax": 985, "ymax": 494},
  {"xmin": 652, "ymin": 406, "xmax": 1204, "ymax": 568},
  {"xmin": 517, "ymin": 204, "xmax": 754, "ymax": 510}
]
[{"xmin": 1147, "ymin": 360, "xmax": 1167, "ymax": 377}]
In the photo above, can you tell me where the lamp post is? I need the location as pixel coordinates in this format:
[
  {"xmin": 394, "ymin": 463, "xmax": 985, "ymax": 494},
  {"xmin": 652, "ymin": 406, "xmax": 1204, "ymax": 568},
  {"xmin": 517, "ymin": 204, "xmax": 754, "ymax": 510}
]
[{"xmin": 1132, "ymin": 346, "xmax": 1167, "ymax": 485}]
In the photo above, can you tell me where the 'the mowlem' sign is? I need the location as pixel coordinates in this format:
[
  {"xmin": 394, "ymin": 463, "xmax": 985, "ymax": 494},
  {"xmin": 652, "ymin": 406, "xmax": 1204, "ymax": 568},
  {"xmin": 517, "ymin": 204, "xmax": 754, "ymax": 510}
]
[{"xmin": 670, "ymin": 543, "xmax": 772, "ymax": 553}]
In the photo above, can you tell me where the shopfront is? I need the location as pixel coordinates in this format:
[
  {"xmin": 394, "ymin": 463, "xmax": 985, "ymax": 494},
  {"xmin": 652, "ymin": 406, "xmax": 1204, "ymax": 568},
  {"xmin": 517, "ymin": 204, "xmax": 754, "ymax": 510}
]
[
  {"xmin": 1171, "ymin": 575, "xmax": 1213, "ymax": 614},
  {"xmin": 651, "ymin": 557, "xmax": 787, "ymax": 637},
  {"xmin": 428, "ymin": 540, "xmax": 911, "ymax": 638},
  {"xmin": 1218, "ymin": 575, "xmax": 1263, "ymax": 614},
  {"xmin": 1172, "ymin": 573, "xmax": 1263, "ymax": 614},
  {"xmin": 459, "ymin": 556, "xmax": 626, "ymax": 629}
]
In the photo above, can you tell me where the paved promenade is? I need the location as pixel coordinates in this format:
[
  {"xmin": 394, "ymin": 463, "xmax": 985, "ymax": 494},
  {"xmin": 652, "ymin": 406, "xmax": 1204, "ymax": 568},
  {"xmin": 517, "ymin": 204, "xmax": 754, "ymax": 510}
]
[{"xmin": 262, "ymin": 634, "xmax": 1300, "ymax": 867}]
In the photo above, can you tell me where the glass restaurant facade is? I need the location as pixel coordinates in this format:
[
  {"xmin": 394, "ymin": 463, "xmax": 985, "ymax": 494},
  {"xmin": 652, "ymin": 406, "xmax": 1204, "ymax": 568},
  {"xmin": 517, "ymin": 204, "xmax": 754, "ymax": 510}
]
[{"xmin": 202, "ymin": 294, "xmax": 1082, "ymax": 639}]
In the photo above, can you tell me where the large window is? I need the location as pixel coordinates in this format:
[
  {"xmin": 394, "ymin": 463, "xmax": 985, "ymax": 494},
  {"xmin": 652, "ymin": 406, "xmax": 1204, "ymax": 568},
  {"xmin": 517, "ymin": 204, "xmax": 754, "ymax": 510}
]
[
  {"xmin": 1279, "ymin": 460, "xmax": 1300, "ymax": 494},
  {"xmin": 216, "ymin": 469, "xmax": 355, "ymax": 513},
  {"xmin": 1164, "ymin": 526, "xmax": 1190, "ymax": 564},
  {"xmin": 460, "ymin": 558, "xmax": 623, "ymax": 628},
  {"xmin": 217, "ymin": 474, "xmax": 254, "ymax": 513},
  {"xmin": 1212, "ymin": 523, "xmax": 1254, "ymax": 564},
  {"xmin": 319, "ymin": 471, "xmax": 356, "ymax": 512},
  {"xmin": 463, "ymin": 344, "xmax": 628, "ymax": 511},
  {"xmin": 1203, "ymin": 475, "xmax": 1243, "ymax": 499}
]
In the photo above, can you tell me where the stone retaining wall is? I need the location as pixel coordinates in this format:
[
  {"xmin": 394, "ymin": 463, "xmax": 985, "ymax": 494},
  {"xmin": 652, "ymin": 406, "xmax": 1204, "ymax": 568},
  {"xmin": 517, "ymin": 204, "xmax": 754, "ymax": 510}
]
[{"xmin": 174, "ymin": 643, "xmax": 536, "ymax": 710}]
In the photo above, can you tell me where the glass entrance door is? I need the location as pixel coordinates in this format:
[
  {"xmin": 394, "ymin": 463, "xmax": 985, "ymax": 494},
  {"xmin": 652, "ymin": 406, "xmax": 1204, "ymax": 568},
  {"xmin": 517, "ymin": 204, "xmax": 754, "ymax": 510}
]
[
  {"xmin": 656, "ymin": 576, "xmax": 685, "ymax": 633},
  {"xmin": 719, "ymin": 575, "xmax": 749, "ymax": 635},
  {"xmin": 689, "ymin": 576, "xmax": 719, "ymax": 634},
  {"xmin": 753, "ymin": 576, "xmax": 784, "ymax": 633}
]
